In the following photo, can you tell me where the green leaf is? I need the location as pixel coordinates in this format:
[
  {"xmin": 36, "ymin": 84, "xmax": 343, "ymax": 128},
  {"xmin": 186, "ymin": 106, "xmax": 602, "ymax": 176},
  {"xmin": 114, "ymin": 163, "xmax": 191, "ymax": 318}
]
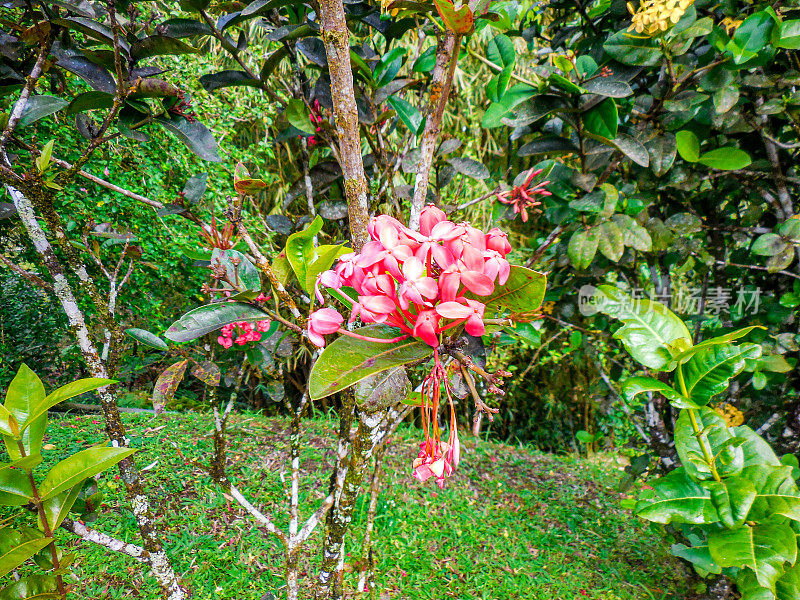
[
  {"xmin": 705, "ymin": 477, "xmax": 756, "ymax": 528},
  {"xmin": 582, "ymin": 78, "xmax": 633, "ymax": 98},
  {"xmin": 182, "ymin": 173, "xmax": 208, "ymax": 204},
  {"xmin": 621, "ymin": 377, "xmax": 686, "ymax": 405},
  {"xmin": 709, "ymin": 522, "xmax": 796, "ymax": 591},
  {"xmin": 66, "ymin": 91, "xmax": 114, "ymax": 115},
  {"xmin": 594, "ymin": 285, "xmax": 692, "ymax": 370},
  {"xmin": 646, "ymin": 133, "xmax": 677, "ymax": 177},
  {"xmin": 741, "ymin": 465, "xmax": 800, "ymax": 522},
  {"xmin": 286, "ymin": 98, "xmax": 316, "ymax": 135},
  {"xmin": 165, "ymin": 302, "xmax": 270, "ymax": 342},
  {"xmin": 0, "ymin": 404, "xmax": 17, "ymax": 438},
  {"xmin": 0, "ymin": 468, "xmax": 33, "ymax": 506},
  {"xmin": 308, "ymin": 326, "xmax": 434, "ymax": 400},
  {"xmin": 670, "ymin": 326, "xmax": 764, "ymax": 366},
  {"xmin": 675, "ymin": 408, "xmax": 744, "ymax": 480},
  {"xmin": 583, "ymin": 98, "xmax": 618, "ymax": 139},
  {"xmin": 413, "ymin": 46, "xmax": 437, "ymax": 73},
  {"xmin": 0, "ymin": 537, "xmax": 54, "ymax": 579},
  {"xmin": 212, "ymin": 248, "xmax": 261, "ymax": 292},
  {"xmin": 671, "ymin": 543, "xmax": 721, "ymax": 576},
  {"xmin": 596, "ymin": 220, "xmax": 624, "ymax": 262},
  {"xmin": 155, "ymin": 114, "xmax": 221, "ymax": 162},
  {"xmin": 676, "ymin": 130, "xmax": 700, "ymax": 162},
  {"xmin": 0, "ymin": 573, "xmax": 60, "ymax": 599},
  {"xmin": 603, "ymin": 31, "xmax": 663, "ymax": 66},
  {"xmin": 200, "ymin": 70, "xmax": 262, "ymax": 92},
  {"xmin": 682, "ymin": 344, "xmax": 762, "ymax": 404},
  {"xmin": 777, "ymin": 20, "xmax": 800, "ymax": 49},
  {"xmin": 387, "ymin": 96, "xmax": 423, "ymax": 135},
  {"xmin": 733, "ymin": 425, "xmax": 783, "ymax": 468},
  {"xmin": 285, "ymin": 215, "xmax": 324, "ymax": 293},
  {"xmin": 130, "ymin": 35, "xmax": 199, "ymax": 61},
  {"xmin": 152, "ymin": 360, "xmax": 189, "ymax": 414},
  {"xmin": 22, "ymin": 378, "xmax": 115, "ymax": 430},
  {"xmin": 305, "ymin": 244, "xmax": 350, "ymax": 293},
  {"xmin": 732, "ymin": 11, "xmax": 775, "ymax": 56},
  {"xmin": 0, "ymin": 455, "xmax": 41, "ymax": 475},
  {"xmin": 447, "ymin": 157, "xmax": 490, "ymax": 180},
  {"xmin": 518, "ymin": 136, "xmax": 580, "ymax": 156},
  {"xmin": 613, "ymin": 214, "xmax": 652, "ymax": 251},
  {"xmin": 3, "ymin": 365, "xmax": 46, "ymax": 459},
  {"xmin": 752, "ymin": 234, "xmax": 788, "ymax": 257},
  {"xmin": 567, "ymin": 229, "xmax": 598, "ymax": 269},
  {"xmin": 39, "ymin": 447, "xmax": 137, "ymax": 501},
  {"xmin": 697, "ymin": 148, "xmax": 752, "ymax": 170},
  {"xmin": 40, "ymin": 484, "xmax": 83, "ymax": 530},
  {"xmin": 476, "ymin": 266, "xmax": 546, "ymax": 316},
  {"xmin": 126, "ymin": 328, "xmax": 169, "ymax": 351},
  {"xmin": 776, "ymin": 559, "xmax": 800, "ymax": 599},
  {"xmin": 18, "ymin": 96, "xmax": 69, "ymax": 128},
  {"xmin": 487, "ymin": 34, "xmax": 515, "ymax": 68},
  {"xmin": 635, "ymin": 468, "xmax": 719, "ymax": 525}
]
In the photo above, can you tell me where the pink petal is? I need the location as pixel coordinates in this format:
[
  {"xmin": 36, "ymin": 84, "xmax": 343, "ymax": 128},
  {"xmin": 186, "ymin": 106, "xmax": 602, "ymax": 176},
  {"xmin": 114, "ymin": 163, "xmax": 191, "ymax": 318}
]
[
  {"xmin": 465, "ymin": 314, "xmax": 486, "ymax": 337},
  {"xmin": 436, "ymin": 301, "xmax": 472, "ymax": 319},
  {"xmin": 461, "ymin": 271, "xmax": 494, "ymax": 296}
]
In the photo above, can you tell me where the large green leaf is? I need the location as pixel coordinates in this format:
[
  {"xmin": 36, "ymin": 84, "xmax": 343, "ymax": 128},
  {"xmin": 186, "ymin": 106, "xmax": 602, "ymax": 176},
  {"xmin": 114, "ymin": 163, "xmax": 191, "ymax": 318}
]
[
  {"xmin": 670, "ymin": 326, "xmax": 763, "ymax": 366},
  {"xmin": 708, "ymin": 522, "xmax": 797, "ymax": 591},
  {"xmin": 165, "ymin": 302, "xmax": 270, "ymax": 342},
  {"xmin": 125, "ymin": 328, "xmax": 169, "ymax": 351},
  {"xmin": 567, "ymin": 229, "xmax": 598, "ymax": 269},
  {"xmin": 675, "ymin": 408, "xmax": 744, "ymax": 480},
  {"xmin": 603, "ymin": 31, "xmax": 663, "ymax": 66},
  {"xmin": 596, "ymin": 220, "xmax": 624, "ymax": 261},
  {"xmin": 40, "ymin": 484, "xmax": 83, "ymax": 530},
  {"xmin": 682, "ymin": 344, "xmax": 762, "ymax": 404},
  {"xmin": 22, "ymin": 378, "xmax": 115, "ymax": 431},
  {"xmin": 741, "ymin": 465, "xmax": 800, "ymax": 522},
  {"xmin": 38, "ymin": 447, "xmax": 137, "ymax": 500},
  {"xmin": 776, "ymin": 560, "xmax": 800, "ymax": 599},
  {"xmin": 309, "ymin": 326, "xmax": 433, "ymax": 400},
  {"xmin": 18, "ymin": 96, "xmax": 69, "ymax": 128},
  {"xmin": 705, "ymin": 478, "xmax": 756, "ymax": 528},
  {"xmin": 477, "ymin": 266, "xmax": 546, "ymax": 316},
  {"xmin": 733, "ymin": 426, "xmax": 782, "ymax": 468},
  {"xmin": 0, "ymin": 573, "xmax": 60, "ymax": 599},
  {"xmin": 620, "ymin": 377, "xmax": 688, "ymax": 406},
  {"xmin": 285, "ymin": 216, "xmax": 324, "ymax": 293},
  {"xmin": 155, "ymin": 114, "xmax": 221, "ymax": 162},
  {"xmin": 285, "ymin": 98, "xmax": 316, "ymax": 135},
  {"xmin": 3, "ymin": 365, "xmax": 46, "ymax": 459},
  {"xmin": 635, "ymin": 468, "xmax": 719, "ymax": 525},
  {"xmin": 0, "ymin": 537, "xmax": 53, "ymax": 579},
  {"xmin": 697, "ymin": 148, "xmax": 752, "ymax": 170},
  {"xmin": 211, "ymin": 248, "xmax": 261, "ymax": 292},
  {"xmin": 0, "ymin": 468, "xmax": 33, "ymax": 506},
  {"xmin": 583, "ymin": 98, "xmax": 618, "ymax": 139},
  {"xmin": 305, "ymin": 244, "xmax": 350, "ymax": 293},
  {"xmin": 671, "ymin": 543, "xmax": 721, "ymax": 576},
  {"xmin": 594, "ymin": 286, "xmax": 692, "ymax": 370}
]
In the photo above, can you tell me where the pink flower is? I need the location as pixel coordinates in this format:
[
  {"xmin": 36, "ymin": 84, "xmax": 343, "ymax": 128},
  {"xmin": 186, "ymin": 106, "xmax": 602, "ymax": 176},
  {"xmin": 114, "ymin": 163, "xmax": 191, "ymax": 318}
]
[
  {"xmin": 351, "ymin": 295, "xmax": 396, "ymax": 324},
  {"xmin": 483, "ymin": 250, "xmax": 510, "ymax": 285},
  {"xmin": 256, "ymin": 320, "xmax": 271, "ymax": 332},
  {"xmin": 486, "ymin": 228, "xmax": 512, "ymax": 256},
  {"xmin": 436, "ymin": 298, "xmax": 486, "ymax": 337},
  {"xmin": 315, "ymin": 270, "xmax": 342, "ymax": 303},
  {"xmin": 419, "ymin": 204, "xmax": 446, "ymax": 236},
  {"xmin": 412, "ymin": 441, "xmax": 455, "ymax": 489},
  {"xmin": 412, "ymin": 310, "xmax": 440, "ymax": 348},
  {"xmin": 307, "ymin": 308, "xmax": 344, "ymax": 347},
  {"xmin": 397, "ymin": 257, "xmax": 438, "ymax": 309},
  {"xmin": 217, "ymin": 335, "xmax": 233, "ymax": 349}
]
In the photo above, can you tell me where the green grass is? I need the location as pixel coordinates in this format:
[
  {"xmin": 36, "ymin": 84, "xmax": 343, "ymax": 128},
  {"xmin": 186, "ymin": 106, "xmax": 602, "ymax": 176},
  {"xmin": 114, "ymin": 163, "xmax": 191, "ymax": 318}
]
[{"xmin": 2, "ymin": 411, "xmax": 695, "ymax": 599}]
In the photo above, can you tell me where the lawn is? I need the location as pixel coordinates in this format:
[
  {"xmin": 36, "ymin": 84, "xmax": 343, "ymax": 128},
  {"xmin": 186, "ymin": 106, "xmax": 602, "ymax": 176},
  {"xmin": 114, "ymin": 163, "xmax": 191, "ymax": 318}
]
[{"xmin": 2, "ymin": 411, "xmax": 696, "ymax": 599}]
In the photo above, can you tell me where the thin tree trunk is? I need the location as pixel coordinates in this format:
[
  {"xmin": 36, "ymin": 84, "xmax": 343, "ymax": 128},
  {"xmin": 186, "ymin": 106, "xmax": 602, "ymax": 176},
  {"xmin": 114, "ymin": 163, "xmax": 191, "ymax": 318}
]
[
  {"xmin": 318, "ymin": 0, "xmax": 370, "ymax": 251},
  {"xmin": 9, "ymin": 185, "xmax": 187, "ymax": 600},
  {"xmin": 410, "ymin": 31, "xmax": 461, "ymax": 230}
]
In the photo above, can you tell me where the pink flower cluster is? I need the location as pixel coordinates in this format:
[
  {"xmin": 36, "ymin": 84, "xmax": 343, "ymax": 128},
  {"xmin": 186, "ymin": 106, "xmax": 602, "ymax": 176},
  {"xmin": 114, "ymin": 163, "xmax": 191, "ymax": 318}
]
[
  {"xmin": 308, "ymin": 99, "xmax": 324, "ymax": 147},
  {"xmin": 217, "ymin": 320, "xmax": 272, "ymax": 349},
  {"xmin": 307, "ymin": 205, "xmax": 512, "ymax": 349}
]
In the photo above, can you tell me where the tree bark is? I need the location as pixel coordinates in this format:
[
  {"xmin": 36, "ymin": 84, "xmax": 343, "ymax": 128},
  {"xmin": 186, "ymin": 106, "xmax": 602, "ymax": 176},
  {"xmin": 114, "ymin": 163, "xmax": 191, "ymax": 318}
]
[
  {"xmin": 9, "ymin": 185, "xmax": 187, "ymax": 600},
  {"xmin": 318, "ymin": 0, "xmax": 370, "ymax": 251},
  {"xmin": 410, "ymin": 31, "xmax": 460, "ymax": 230}
]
